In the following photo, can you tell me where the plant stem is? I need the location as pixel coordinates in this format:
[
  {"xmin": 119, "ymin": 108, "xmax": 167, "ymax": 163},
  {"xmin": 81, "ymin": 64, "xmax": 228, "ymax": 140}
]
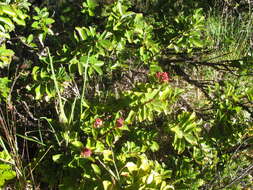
[
  {"xmin": 47, "ymin": 48, "xmax": 67, "ymax": 124},
  {"xmin": 80, "ymin": 50, "xmax": 91, "ymax": 117}
]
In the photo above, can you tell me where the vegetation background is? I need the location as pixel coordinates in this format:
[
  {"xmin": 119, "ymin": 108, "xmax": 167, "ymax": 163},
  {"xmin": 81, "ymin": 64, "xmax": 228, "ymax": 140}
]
[{"xmin": 0, "ymin": 0, "xmax": 252, "ymax": 189}]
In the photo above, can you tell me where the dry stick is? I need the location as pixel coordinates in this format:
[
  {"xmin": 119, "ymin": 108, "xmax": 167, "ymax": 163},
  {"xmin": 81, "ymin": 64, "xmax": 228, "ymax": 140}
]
[
  {"xmin": 25, "ymin": 138, "xmax": 36, "ymax": 187},
  {"xmin": 7, "ymin": 66, "xmax": 21, "ymax": 106},
  {"xmin": 171, "ymin": 65, "xmax": 211, "ymax": 99},
  {"xmin": 220, "ymin": 164, "xmax": 253, "ymax": 189},
  {"xmin": 0, "ymin": 108, "xmax": 23, "ymax": 182},
  {"xmin": 21, "ymin": 101, "xmax": 38, "ymax": 121}
]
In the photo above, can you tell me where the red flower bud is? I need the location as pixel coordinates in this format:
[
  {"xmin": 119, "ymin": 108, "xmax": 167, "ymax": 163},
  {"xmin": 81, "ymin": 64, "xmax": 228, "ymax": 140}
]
[
  {"xmin": 116, "ymin": 118, "xmax": 124, "ymax": 128},
  {"xmin": 80, "ymin": 148, "xmax": 92, "ymax": 157},
  {"xmin": 156, "ymin": 72, "xmax": 170, "ymax": 83},
  {"xmin": 94, "ymin": 118, "xmax": 103, "ymax": 128}
]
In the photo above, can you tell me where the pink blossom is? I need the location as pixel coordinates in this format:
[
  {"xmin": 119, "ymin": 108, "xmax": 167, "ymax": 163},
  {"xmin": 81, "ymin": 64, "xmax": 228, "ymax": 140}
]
[
  {"xmin": 116, "ymin": 118, "xmax": 124, "ymax": 128},
  {"xmin": 156, "ymin": 72, "xmax": 170, "ymax": 83},
  {"xmin": 94, "ymin": 118, "xmax": 103, "ymax": 128},
  {"xmin": 80, "ymin": 148, "xmax": 92, "ymax": 157}
]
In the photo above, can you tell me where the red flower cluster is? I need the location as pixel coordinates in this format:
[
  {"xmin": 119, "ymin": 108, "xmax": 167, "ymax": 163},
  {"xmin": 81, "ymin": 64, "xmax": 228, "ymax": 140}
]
[
  {"xmin": 94, "ymin": 118, "xmax": 103, "ymax": 128},
  {"xmin": 156, "ymin": 72, "xmax": 170, "ymax": 83},
  {"xmin": 80, "ymin": 148, "xmax": 92, "ymax": 157},
  {"xmin": 116, "ymin": 118, "xmax": 124, "ymax": 128}
]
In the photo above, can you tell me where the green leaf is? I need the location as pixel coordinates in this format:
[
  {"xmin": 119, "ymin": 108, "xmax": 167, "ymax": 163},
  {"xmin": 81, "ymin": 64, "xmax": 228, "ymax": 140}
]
[
  {"xmin": 2, "ymin": 170, "xmax": 16, "ymax": 180},
  {"xmin": 87, "ymin": 0, "xmax": 98, "ymax": 9},
  {"xmin": 13, "ymin": 17, "xmax": 25, "ymax": 25},
  {"xmin": 35, "ymin": 85, "xmax": 42, "ymax": 100},
  {"xmin": 52, "ymin": 154, "xmax": 63, "ymax": 163},
  {"xmin": 45, "ymin": 18, "xmax": 54, "ymax": 25},
  {"xmin": 147, "ymin": 173, "xmax": 154, "ymax": 184},
  {"xmin": 78, "ymin": 61, "xmax": 84, "ymax": 75},
  {"xmin": 103, "ymin": 180, "xmax": 113, "ymax": 190},
  {"xmin": 138, "ymin": 108, "xmax": 144, "ymax": 122},
  {"xmin": 0, "ymin": 46, "xmax": 14, "ymax": 57},
  {"xmin": 95, "ymin": 141, "xmax": 105, "ymax": 152},
  {"xmin": 0, "ymin": 31, "xmax": 10, "ymax": 39},
  {"xmin": 150, "ymin": 64, "xmax": 162, "ymax": 73},
  {"xmin": 125, "ymin": 30, "xmax": 133, "ymax": 43},
  {"xmin": 0, "ymin": 164, "xmax": 11, "ymax": 170},
  {"xmin": 126, "ymin": 162, "xmax": 138, "ymax": 173},
  {"xmin": 184, "ymin": 133, "xmax": 197, "ymax": 145},
  {"xmin": 161, "ymin": 182, "xmax": 175, "ymax": 190},
  {"xmin": 147, "ymin": 110, "xmax": 153, "ymax": 121},
  {"xmin": 38, "ymin": 33, "xmax": 44, "ymax": 47},
  {"xmin": 70, "ymin": 141, "xmax": 84, "ymax": 149},
  {"xmin": 90, "ymin": 58, "xmax": 103, "ymax": 75},
  {"xmin": 99, "ymin": 40, "xmax": 112, "ymax": 50},
  {"xmin": 1, "ymin": 5, "xmax": 16, "ymax": 17},
  {"xmin": 0, "ymin": 16, "xmax": 14, "ymax": 29},
  {"xmin": 174, "ymin": 138, "xmax": 185, "ymax": 154},
  {"xmin": 88, "ymin": 26, "xmax": 96, "ymax": 36},
  {"xmin": 125, "ymin": 110, "xmax": 135, "ymax": 124},
  {"xmin": 160, "ymin": 90, "xmax": 171, "ymax": 101},
  {"xmin": 82, "ymin": 99, "xmax": 90, "ymax": 108},
  {"xmin": 146, "ymin": 88, "xmax": 159, "ymax": 100},
  {"xmin": 34, "ymin": 7, "xmax": 40, "ymax": 14},
  {"xmin": 143, "ymin": 105, "xmax": 148, "ymax": 121},
  {"xmin": 150, "ymin": 99, "xmax": 164, "ymax": 113},
  {"xmin": 106, "ymin": 133, "xmax": 113, "ymax": 146},
  {"xmin": 27, "ymin": 34, "xmax": 33, "ymax": 44},
  {"xmin": 75, "ymin": 27, "xmax": 87, "ymax": 41},
  {"xmin": 171, "ymin": 126, "xmax": 183, "ymax": 139},
  {"xmin": 184, "ymin": 123, "xmax": 197, "ymax": 133},
  {"xmin": 32, "ymin": 66, "xmax": 40, "ymax": 80},
  {"xmin": 117, "ymin": 2, "xmax": 123, "ymax": 16},
  {"xmin": 0, "ymin": 77, "xmax": 10, "ymax": 100},
  {"xmin": 59, "ymin": 111, "xmax": 68, "ymax": 124},
  {"xmin": 93, "ymin": 60, "xmax": 104, "ymax": 67},
  {"xmin": 150, "ymin": 141, "xmax": 159, "ymax": 152},
  {"xmin": 15, "ymin": 9, "xmax": 27, "ymax": 20},
  {"xmin": 40, "ymin": 70, "xmax": 49, "ymax": 79},
  {"xmin": 190, "ymin": 37, "xmax": 203, "ymax": 47},
  {"xmin": 91, "ymin": 164, "xmax": 101, "ymax": 175},
  {"xmin": 92, "ymin": 64, "xmax": 103, "ymax": 75},
  {"xmin": 16, "ymin": 134, "xmax": 46, "ymax": 146},
  {"xmin": 31, "ymin": 21, "xmax": 39, "ymax": 29},
  {"xmin": 103, "ymin": 150, "xmax": 112, "ymax": 162},
  {"xmin": 0, "ymin": 178, "xmax": 4, "ymax": 187}
]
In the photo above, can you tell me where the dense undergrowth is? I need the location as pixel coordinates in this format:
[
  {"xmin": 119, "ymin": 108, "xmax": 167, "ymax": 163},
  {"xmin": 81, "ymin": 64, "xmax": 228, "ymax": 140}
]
[{"xmin": 0, "ymin": 0, "xmax": 252, "ymax": 189}]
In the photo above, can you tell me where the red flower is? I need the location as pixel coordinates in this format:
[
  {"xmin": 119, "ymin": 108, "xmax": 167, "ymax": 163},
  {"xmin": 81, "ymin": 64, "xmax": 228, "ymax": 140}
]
[
  {"xmin": 94, "ymin": 118, "xmax": 103, "ymax": 128},
  {"xmin": 116, "ymin": 118, "xmax": 124, "ymax": 128},
  {"xmin": 80, "ymin": 148, "xmax": 92, "ymax": 157},
  {"xmin": 156, "ymin": 72, "xmax": 170, "ymax": 83}
]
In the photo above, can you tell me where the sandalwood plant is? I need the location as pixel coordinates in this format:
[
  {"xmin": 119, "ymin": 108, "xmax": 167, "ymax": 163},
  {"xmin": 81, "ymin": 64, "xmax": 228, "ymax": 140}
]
[{"xmin": 0, "ymin": 0, "xmax": 252, "ymax": 189}]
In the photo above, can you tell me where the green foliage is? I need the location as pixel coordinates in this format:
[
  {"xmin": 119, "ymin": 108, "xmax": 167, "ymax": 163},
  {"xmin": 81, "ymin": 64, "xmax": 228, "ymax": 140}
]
[
  {"xmin": 0, "ymin": 0, "xmax": 252, "ymax": 189},
  {"xmin": 0, "ymin": 151, "xmax": 16, "ymax": 187},
  {"xmin": 0, "ymin": 2, "xmax": 27, "ymax": 67},
  {"xmin": 0, "ymin": 77, "xmax": 9, "ymax": 102},
  {"xmin": 169, "ymin": 112, "xmax": 201, "ymax": 154},
  {"xmin": 168, "ymin": 8, "xmax": 206, "ymax": 53}
]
